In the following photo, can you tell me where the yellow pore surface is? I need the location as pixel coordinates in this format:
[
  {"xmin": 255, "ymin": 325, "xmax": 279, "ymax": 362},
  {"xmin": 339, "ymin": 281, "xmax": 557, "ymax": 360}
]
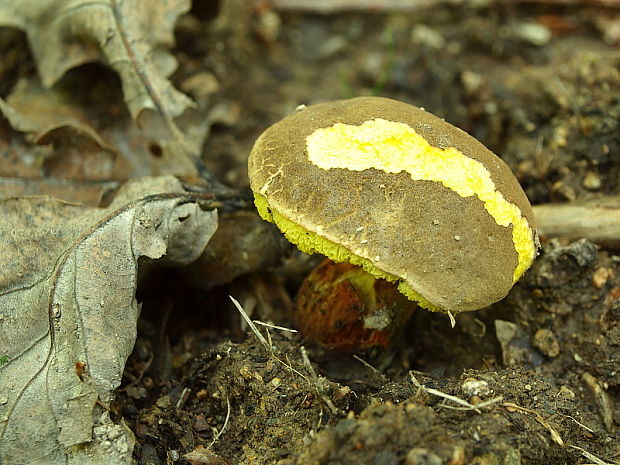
[
  {"xmin": 254, "ymin": 192, "xmax": 437, "ymax": 310},
  {"xmin": 305, "ymin": 118, "xmax": 536, "ymax": 283}
]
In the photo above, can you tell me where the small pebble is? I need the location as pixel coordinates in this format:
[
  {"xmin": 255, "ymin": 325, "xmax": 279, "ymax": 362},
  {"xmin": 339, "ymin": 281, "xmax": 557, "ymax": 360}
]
[
  {"xmin": 582, "ymin": 171, "xmax": 602, "ymax": 191},
  {"xmin": 512, "ymin": 22, "xmax": 551, "ymax": 46},
  {"xmin": 592, "ymin": 267, "xmax": 613, "ymax": 289},
  {"xmin": 406, "ymin": 448, "xmax": 442, "ymax": 465},
  {"xmin": 411, "ymin": 24, "xmax": 445, "ymax": 49},
  {"xmin": 461, "ymin": 70, "xmax": 485, "ymax": 96},
  {"xmin": 461, "ymin": 378, "xmax": 492, "ymax": 398},
  {"xmin": 532, "ymin": 328, "xmax": 560, "ymax": 358}
]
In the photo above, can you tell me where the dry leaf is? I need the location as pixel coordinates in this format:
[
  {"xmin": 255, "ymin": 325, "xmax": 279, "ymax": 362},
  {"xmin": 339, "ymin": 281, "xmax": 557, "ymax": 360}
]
[
  {"xmin": 0, "ymin": 1, "xmax": 208, "ymax": 175},
  {"xmin": 0, "ymin": 87, "xmax": 123, "ymax": 180},
  {"xmin": 0, "ymin": 0, "xmax": 194, "ymax": 123},
  {"xmin": 0, "ymin": 79, "xmax": 201, "ymax": 181},
  {"xmin": 0, "ymin": 177, "xmax": 120, "ymax": 205},
  {"xmin": 0, "ymin": 96, "xmax": 52, "ymax": 178},
  {"xmin": 0, "ymin": 95, "xmax": 40, "ymax": 133},
  {"xmin": 0, "ymin": 176, "xmax": 218, "ymax": 465}
]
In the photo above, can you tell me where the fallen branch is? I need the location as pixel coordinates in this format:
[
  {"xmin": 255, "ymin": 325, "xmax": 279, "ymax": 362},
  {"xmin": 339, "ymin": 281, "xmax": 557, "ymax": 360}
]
[{"xmin": 533, "ymin": 197, "xmax": 620, "ymax": 248}]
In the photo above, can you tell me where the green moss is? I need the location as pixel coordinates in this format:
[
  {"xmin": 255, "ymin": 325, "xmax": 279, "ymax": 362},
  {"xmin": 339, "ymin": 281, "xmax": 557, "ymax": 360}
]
[{"xmin": 254, "ymin": 193, "xmax": 441, "ymax": 312}]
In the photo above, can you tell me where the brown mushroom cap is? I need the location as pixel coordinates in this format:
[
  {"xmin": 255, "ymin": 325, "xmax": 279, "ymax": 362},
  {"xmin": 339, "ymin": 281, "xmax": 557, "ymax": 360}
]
[{"xmin": 248, "ymin": 96, "xmax": 537, "ymax": 313}]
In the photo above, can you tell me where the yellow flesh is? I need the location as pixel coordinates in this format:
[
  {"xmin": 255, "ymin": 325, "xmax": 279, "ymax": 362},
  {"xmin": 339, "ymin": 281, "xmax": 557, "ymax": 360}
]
[{"xmin": 306, "ymin": 118, "xmax": 536, "ymax": 282}]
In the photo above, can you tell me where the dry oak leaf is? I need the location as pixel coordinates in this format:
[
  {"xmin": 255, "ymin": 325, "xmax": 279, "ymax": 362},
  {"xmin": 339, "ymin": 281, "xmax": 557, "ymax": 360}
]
[
  {"xmin": 0, "ymin": 91, "xmax": 121, "ymax": 181},
  {"xmin": 0, "ymin": 96, "xmax": 53, "ymax": 178},
  {"xmin": 0, "ymin": 176, "xmax": 218, "ymax": 465},
  {"xmin": 0, "ymin": 79, "xmax": 194, "ymax": 180},
  {"xmin": 0, "ymin": 0, "xmax": 195, "ymax": 124}
]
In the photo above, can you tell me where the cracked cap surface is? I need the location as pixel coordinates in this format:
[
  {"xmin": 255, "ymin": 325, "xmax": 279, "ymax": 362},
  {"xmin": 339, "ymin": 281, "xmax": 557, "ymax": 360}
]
[{"xmin": 248, "ymin": 96, "xmax": 537, "ymax": 313}]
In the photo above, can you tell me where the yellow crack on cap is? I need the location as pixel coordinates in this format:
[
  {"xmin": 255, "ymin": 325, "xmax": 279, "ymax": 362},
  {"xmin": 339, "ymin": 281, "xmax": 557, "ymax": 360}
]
[{"xmin": 306, "ymin": 118, "xmax": 536, "ymax": 282}]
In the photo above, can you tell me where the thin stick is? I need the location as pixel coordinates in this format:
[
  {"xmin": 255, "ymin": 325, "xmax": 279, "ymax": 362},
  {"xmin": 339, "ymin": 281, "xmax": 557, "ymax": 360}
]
[
  {"xmin": 301, "ymin": 346, "xmax": 338, "ymax": 414},
  {"xmin": 207, "ymin": 395, "xmax": 231, "ymax": 449},
  {"xmin": 352, "ymin": 354, "xmax": 383, "ymax": 377},
  {"xmin": 568, "ymin": 445, "xmax": 617, "ymax": 465},
  {"xmin": 438, "ymin": 396, "xmax": 505, "ymax": 411},
  {"xmin": 300, "ymin": 346, "xmax": 319, "ymax": 379},
  {"xmin": 503, "ymin": 402, "xmax": 564, "ymax": 446},
  {"xmin": 409, "ymin": 373, "xmax": 502, "ymax": 414},
  {"xmin": 561, "ymin": 414, "xmax": 595, "ymax": 433},
  {"xmin": 533, "ymin": 198, "xmax": 620, "ymax": 248}
]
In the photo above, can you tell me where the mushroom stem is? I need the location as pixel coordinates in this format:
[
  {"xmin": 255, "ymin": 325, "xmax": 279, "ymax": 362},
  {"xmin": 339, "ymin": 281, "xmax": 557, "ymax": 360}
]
[{"xmin": 295, "ymin": 259, "xmax": 417, "ymax": 351}]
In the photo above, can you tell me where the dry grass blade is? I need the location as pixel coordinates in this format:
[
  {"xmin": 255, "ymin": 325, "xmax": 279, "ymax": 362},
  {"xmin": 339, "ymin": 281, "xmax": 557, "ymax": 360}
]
[
  {"xmin": 447, "ymin": 310, "xmax": 456, "ymax": 328},
  {"xmin": 229, "ymin": 295, "xmax": 270, "ymax": 350},
  {"xmin": 352, "ymin": 354, "xmax": 383, "ymax": 377},
  {"xmin": 582, "ymin": 372, "xmax": 614, "ymax": 432},
  {"xmin": 229, "ymin": 295, "xmax": 333, "ymax": 415},
  {"xmin": 502, "ymin": 402, "xmax": 564, "ymax": 446},
  {"xmin": 300, "ymin": 346, "xmax": 339, "ymax": 415},
  {"xmin": 569, "ymin": 445, "xmax": 618, "ymax": 465},
  {"xmin": 252, "ymin": 320, "xmax": 298, "ymax": 333}
]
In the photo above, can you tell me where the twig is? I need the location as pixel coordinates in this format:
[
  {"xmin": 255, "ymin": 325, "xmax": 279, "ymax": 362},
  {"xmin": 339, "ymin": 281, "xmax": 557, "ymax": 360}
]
[
  {"xmin": 352, "ymin": 354, "xmax": 383, "ymax": 377},
  {"xmin": 207, "ymin": 394, "xmax": 231, "ymax": 449},
  {"xmin": 409, "ymin": 373, "xmax": 502, "ymax": 414},
  {"xmin": 231, "ymin": 295, "xmax": 306, "ymax": 380},
  {"xmin": 231, "ymin": 295, "xmax": 341, "ymax": 416},
  {"xmin": 568, "ymin": 445, "xmax": 618, "ymax": 465},
  {"xmin": 124, "ymin": 350, "xmax": 154, "ymax": 388},
  {"xmin": 439, "ymin": 396, "xmax": 505, "ymax": 411},
  {"xmin": 300, "ymin": 346, "xmax": 339, "ymax": 415},
  {"xmin": 502, "ymin": 402, "xmax": 564, "ymax": 446},
  {"xmin": 582, "ymin": 372, "xmax": 615, "ymax": 432},
  {"xmin": 189, "ymin": 188, "xmax": 254, "ymax": 214},
  {"xmin": 231, "ymin": 295, "xmax": 305, "ymax": 379},
  {"xmin": 533, "ymin": 198, "xmax": 620, "ymax": 248}
]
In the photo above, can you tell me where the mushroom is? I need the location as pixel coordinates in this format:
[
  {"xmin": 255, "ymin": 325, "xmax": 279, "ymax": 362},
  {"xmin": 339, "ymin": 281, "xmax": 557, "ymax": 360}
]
[
  {"xmin": 294, "ymin": 258, "xmax": 417, "ymax": 351},
  {"xmin": 248, "ymin": 96, "xmax": 538, "ymax": 314}
]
